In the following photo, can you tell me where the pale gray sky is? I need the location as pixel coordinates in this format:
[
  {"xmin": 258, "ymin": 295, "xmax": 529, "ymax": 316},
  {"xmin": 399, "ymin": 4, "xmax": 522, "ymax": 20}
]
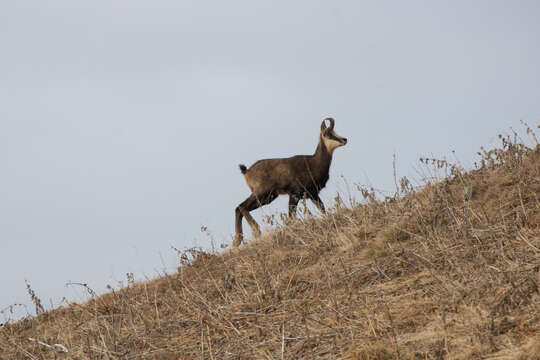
[{"xmin": 1, "ymin": 1, "xmax": 539, "ymax": 320}]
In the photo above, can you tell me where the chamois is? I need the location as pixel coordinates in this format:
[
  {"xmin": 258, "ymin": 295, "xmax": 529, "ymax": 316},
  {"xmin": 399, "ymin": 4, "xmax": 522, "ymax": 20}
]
[{"xmin": 233, "ymin": 117, "xmax": 347, "ymax": 247}]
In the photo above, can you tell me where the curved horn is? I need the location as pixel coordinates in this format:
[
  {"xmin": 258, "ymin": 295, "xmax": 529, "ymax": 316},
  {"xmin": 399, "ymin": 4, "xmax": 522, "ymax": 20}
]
[{"xmin": 324, "ymin": 117, "xmax": 335, "ymax": 130}]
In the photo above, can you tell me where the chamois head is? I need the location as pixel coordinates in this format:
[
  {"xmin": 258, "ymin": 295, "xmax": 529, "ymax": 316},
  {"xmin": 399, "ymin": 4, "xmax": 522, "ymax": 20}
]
[{"xmin": 320, "ymin": 117, "xmax": 348, "ymax": 154}]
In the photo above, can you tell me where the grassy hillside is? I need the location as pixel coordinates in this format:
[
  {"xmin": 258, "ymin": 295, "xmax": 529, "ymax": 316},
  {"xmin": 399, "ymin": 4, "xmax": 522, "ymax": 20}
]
[{"xmin": 1, "ymin": 125, "xmax": 539, "ymax": 359}]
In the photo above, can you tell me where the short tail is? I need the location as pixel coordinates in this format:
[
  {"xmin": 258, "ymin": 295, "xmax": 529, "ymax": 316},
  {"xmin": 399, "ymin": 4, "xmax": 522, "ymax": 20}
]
[{"xmin": 239, "ymin": 164, "xmax": 247, "ymax": 174}]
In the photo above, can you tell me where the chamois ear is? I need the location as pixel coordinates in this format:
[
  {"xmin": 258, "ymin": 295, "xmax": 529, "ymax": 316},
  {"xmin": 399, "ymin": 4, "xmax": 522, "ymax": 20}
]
[
  {"xmin": 324, "ymin": 117, "xmax": 335, "ymax": 130},
  {"xmin": 321, "ymin": 117, "xmax": 335, "ymax": 134}
]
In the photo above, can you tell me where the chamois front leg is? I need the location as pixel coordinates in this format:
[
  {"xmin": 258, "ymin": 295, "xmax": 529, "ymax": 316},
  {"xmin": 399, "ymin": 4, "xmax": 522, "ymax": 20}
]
[
  {"xmin": 309, "ymin": 193, "xmax": 326, "ymax": 214},
  {"xmin": 288, "ymin": 194, "xmax": 300, "ymax": 218}
]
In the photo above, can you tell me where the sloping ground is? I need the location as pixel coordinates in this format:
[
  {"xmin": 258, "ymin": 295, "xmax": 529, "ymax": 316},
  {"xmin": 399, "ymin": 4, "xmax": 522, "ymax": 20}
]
[{"xmin": 1, "ymin": 131, "xmax": 539, "ymax": 360}]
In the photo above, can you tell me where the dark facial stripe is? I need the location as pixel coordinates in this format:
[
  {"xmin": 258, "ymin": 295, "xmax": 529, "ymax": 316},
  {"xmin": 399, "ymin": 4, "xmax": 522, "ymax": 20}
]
[{"xmin": 325, "ymin": 130, "xmax": 344, "ymax": 142}]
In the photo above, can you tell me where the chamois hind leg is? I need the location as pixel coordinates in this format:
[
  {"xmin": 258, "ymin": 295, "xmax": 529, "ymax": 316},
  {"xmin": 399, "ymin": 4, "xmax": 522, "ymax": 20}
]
[
  {"xmin": 234, "ymin": 204, "xmax": 245, "ymax": 247},
  {"xmin": 246, "ymin": 192, "xmax": 278, "ymax": 233},
  {"xmin": 234, "ymin": 192, "xmax": 277, "ymax": 247}
]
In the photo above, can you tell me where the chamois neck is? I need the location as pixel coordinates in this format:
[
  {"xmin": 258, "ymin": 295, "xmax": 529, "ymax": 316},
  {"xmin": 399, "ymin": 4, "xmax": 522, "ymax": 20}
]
[{"xmin": 313, "ymin": 136, "xmax": 333, "ymax": 165}]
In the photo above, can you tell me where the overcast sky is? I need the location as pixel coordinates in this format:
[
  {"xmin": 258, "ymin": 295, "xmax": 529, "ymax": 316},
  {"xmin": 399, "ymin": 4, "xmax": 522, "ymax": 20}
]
[{"xmin": 1, "ymin": 1, "xmax": 539, "ymax": 321}]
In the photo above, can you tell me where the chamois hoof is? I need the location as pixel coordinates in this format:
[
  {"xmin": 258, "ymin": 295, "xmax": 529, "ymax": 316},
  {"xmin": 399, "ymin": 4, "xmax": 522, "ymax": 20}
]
[
  {"xmin": 253, "ymin": 228, "xmax": 262, "ymax": 238},
  {"xmin": 232, "ymin": 234, "xmax": 243, "ymax": 248}
]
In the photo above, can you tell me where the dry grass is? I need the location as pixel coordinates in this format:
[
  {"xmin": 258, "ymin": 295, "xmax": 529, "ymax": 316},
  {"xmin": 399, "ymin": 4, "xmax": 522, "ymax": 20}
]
[{"xmin": 1, "ymin": 125, "xmax": 539, "ymax": 359}]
